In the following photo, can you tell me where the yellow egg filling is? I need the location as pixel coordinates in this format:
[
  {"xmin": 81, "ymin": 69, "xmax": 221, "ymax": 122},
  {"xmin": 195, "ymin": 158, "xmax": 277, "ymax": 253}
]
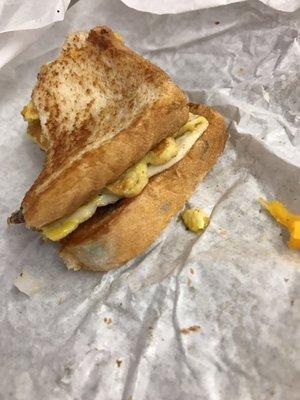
[{"xmin": 22, "ymin": 101, "xmax": 209, "ymax": 241}]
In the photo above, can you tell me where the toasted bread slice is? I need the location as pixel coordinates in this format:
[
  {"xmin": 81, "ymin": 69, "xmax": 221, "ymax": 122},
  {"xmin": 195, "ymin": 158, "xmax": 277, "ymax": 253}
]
[
  {"xmin": 60, "ymin": 104, "xmax": 228, "ymax": 271},
  {"xmin": 22, "ymin": 26, "xmax": 188, "ymax": 229}
]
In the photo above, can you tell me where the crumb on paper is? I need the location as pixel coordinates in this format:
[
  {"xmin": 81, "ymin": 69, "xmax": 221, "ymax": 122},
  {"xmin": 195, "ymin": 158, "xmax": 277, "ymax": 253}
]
[
  {"xmin": 58, "ymin": 297, "xmax": 64, "ymax": 305},
  {"xmin": 104, "ymin": 317, "xmax": 112, "ymax": 324},
  {"xmin": 259, "ymin": 198, "xmax": 300, "ymax": 250},
  {"xmin": 181, "ymin": 208, "xmax": 209, "ymax": 233},
  {"xmin": 190, "ymin": 268, "xmax": 195, "ymax": 274},
  {"xmin": 66, "ymin": 263, "xmax": 82, "ymax": 272},
  {"xmin": 262, "ymin": 86, "xmax": 270, "ymax": 103},
  {"xmin": 60, "ymin": 366, "xmax": 73, "ymax": 385},
  {"xmin": 180, "ymin": 325, "xmax": 201, "ymax": 334},
  {"xmin": 116, "ymin": 359, "xmax": 122, "ymax": 368},
  {"xmin": 14, "ymin": 270, "xmax": 42, "ymax": 296},
  {"xmin": 218, "ymin": 228, "xmax": 228, "ymax": 236}
]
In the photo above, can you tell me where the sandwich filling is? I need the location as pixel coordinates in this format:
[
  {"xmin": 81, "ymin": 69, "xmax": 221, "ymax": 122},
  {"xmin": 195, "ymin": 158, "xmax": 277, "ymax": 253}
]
[{"xmin": 22, "ymin": 105, "xmax": 209, "ymax": 240}]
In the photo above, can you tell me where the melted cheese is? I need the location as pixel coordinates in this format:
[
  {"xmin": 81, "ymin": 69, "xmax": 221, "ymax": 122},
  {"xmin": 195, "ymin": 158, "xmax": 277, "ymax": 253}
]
[
  {"xmin": 21, "ymin": 100, "xmax": 46, "ymax": 149},
  {"xmin": 42, "ymin": 193, "xmax": 119, "ymax": 241},
  {"xmin": 259, "ymin": 198, "xmax": 300, "ymax": 250},
  {"xmin": 41, "ymin": 114, "xmax": 209, "ymax": 241}
]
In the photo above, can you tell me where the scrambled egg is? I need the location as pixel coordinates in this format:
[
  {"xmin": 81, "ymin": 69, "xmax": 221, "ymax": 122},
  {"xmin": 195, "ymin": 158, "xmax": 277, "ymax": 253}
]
[
  {"xmin": 21, "ymin": 100, "xmax": 46, "ymax": 149},
  {"xmin": 146, "ymin": 137, "xmax": 178, "ymax": 165},
  {"xmin": 106, "ymin": 161, "xmax": 149, "ymax": 197},
  {"xmin": 147, "ymin": 115, "xmax": 209, "ymax": 178},
  {"xmin": 21, "ymin": 101, "xmax": 39, "ymax": 121},
  {"xmin": 29, "ymin": 109, "xmax": 209, "ymax": 241},
  {"xmin": 182, "ymin": 208, "xmax": 210, "ymax": 233},
  {"xmin": 42, "ymin": 193, "xmax": 119, "ymax": 241},
  {"xmin": 259, "ymin": 198, "xmax": 300, "ymax": 250},
  {"xmin": 174, "ymin": 115, "xmax": 208, "ymax": 138}
]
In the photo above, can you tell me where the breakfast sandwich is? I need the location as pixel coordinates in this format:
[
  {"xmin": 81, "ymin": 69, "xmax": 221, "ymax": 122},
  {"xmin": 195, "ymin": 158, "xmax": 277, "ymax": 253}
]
[{"xmin": 9, "ymin": 26, "xmax": 228, "ymax": 271}]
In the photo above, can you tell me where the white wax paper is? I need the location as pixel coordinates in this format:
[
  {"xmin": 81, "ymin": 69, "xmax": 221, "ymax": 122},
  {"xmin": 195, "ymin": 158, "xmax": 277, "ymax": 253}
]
[
  {"xmin": 121, "ymin": 0, "xmax": 300, "ymax": 14},
  {"xmin": 0, "ymin": 0, "xmax": 71, "ymax": 68},
  {"xmin": 0, "ymin": 0, "xmax": 300, "ymax": 399}
]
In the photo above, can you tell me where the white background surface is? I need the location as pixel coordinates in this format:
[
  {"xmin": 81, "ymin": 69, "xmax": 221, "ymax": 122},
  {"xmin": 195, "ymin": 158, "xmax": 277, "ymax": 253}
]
[
  {"xmin": 0, "ymin": 0, "xmax": 299, "ymax": 399},
  {"xmin": 0, "ymin": 0, "xmax": 71, "ymax": 68},
  {"xmin": 121, "ymin": 0, "xmax": 300, "ymax": 13}
]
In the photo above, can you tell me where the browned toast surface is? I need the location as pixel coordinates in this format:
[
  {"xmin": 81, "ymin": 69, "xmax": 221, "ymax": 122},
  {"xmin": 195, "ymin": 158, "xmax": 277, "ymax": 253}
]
[
  {"xmin": 60, "ymin": 104, "xmax": 228, "ymax": 271},
  {"xmin": 22, "ymin": 26, "xmax": 188, "ymax": 228}
]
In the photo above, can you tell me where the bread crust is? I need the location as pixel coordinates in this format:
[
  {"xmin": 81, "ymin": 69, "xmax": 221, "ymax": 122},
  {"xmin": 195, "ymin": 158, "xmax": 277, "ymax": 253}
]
[
  {"xmin": 60, "ymin": 104, "xmax": 228, "ymax": 271},
  {"xmin": 22, "ymin": 26, "xmax": 188, "ymax": 228}
]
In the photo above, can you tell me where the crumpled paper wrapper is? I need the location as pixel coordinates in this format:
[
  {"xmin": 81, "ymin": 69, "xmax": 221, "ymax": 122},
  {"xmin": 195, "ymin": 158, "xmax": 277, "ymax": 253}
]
[
  {"xmin": 0, "ymin": 0, "xmax": 71, "ymax": 68},
  {"xmin": 121, "ymin": 0, "xmax": 300, "ymax": 14},
  {"xmin": 0, "ymin": 0, "xmax": 299, "ymax": 399}
]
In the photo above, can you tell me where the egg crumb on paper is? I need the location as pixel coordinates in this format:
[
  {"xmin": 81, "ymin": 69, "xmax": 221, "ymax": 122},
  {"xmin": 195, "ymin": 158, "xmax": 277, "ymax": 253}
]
[{"xmin": 182, "ymin": 208, "xmax": 209, "ymax": 233}]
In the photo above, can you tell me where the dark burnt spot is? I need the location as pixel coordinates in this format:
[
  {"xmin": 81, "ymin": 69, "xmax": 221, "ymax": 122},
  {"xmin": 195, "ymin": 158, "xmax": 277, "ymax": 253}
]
[
  {"xmin": 89, "ymin": 27, "xmax": 112, "ymax": 50},
  {"xmin": 8, "ymin": 209, "xmax": 24, "ymax": 224}
]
